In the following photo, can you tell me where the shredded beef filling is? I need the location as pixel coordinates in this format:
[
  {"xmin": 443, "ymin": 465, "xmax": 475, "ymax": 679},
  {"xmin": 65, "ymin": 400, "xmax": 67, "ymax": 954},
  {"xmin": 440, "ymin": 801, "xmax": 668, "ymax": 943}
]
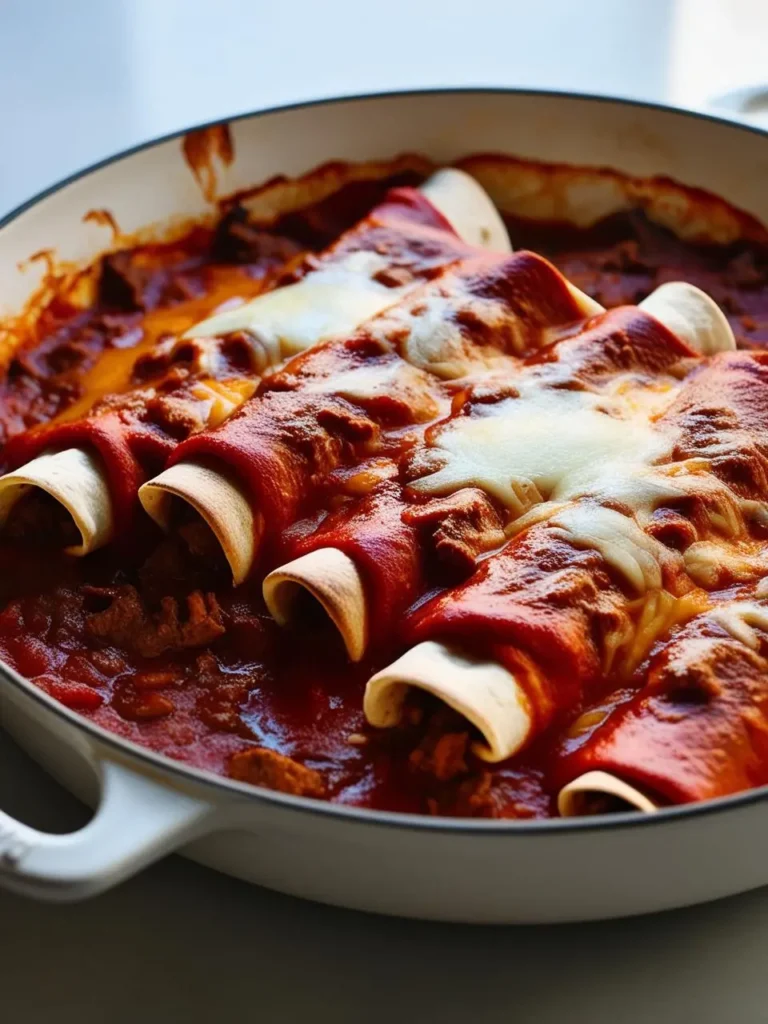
[
  {"xmin": 4, "ymin": 490, "xmax": 80, "ymax": 548},
  {"xmin": 85, "ymin": 584, "xmax": 225, "ymax": 658}
]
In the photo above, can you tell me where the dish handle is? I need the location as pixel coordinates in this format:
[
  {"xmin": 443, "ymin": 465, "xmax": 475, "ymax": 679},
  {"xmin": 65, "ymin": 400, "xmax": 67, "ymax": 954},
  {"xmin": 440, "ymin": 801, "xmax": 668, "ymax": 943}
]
[{"xmin": 0, "ymin": 759, "xmax": 218, "ymax": 901}]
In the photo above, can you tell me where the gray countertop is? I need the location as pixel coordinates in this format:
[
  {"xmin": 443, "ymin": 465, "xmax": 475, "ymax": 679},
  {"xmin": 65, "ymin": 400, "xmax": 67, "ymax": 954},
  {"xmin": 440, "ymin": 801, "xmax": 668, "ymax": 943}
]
[
  {"xmin": 4, "ymin": 729, "xmax": 768, "ymax": 1024},
  {"xmin": 2, "ymin": 1, "xmax": 768, "ymax": 1020},
  {"xmin": 4, "ymin": 727, "xmax": 768, "ymax": 1023}
]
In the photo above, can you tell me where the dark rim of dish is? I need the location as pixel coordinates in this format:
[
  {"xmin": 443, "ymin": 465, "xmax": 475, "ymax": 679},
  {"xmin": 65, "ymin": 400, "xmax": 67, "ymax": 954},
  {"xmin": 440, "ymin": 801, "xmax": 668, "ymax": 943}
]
[{"xmin": 1, "ymin": 86, "xmax": 767, "ymax": 837}]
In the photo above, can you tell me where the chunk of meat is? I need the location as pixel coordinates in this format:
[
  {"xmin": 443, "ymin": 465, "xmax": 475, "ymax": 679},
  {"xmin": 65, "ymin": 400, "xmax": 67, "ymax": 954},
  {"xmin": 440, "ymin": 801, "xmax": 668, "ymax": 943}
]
[
  {"xmin": 195, "ymin": 653, "xmax": 257, "ymax": 735},
  {"xmin": 403, "ymin": 487, "xmax": 505, "ymax": 575},
  {"xmin": 212, "ymin": 206, "xmax": 305, "ymax": 265},
  {"xmin": 179, "ymin": 517, "xmax": 226, "ymax": 564},
  {"xmin": 139, "ymin": 537, "xmax": 204, "ymax": 601},
  {"xmin": 453, "ymin": 773, "xmax": 496, "ymax": 817},
  {"xmin": 4, "ymin": 490, "xmax": 80, "ymax": 548},
  {"xmin": 144, "ymin": 392, "xmax": 207, "ymax": 440},
  {"xmin": 138, "ymin": 529, "xmax": 227, "ymax": 602},
  {"xmin": 100, "ymin": 251, "xmax": 162, "ymax": 311},
  {"xmin": 131, "ymin": 335, "xmax": 186, "ymax": 382},
  {"xmin": 44, "ymin": 339, "xmax": 90, "ymax": 374},
  {"xmin": 408, "ymin": 706, "xmax": 470, "ymax": 782},
  {"xmin": 85, "ymin": 585, "xmax": 225, "ymax": 658},
  {"xmin": 99, "ymin": 250, "xmax": 201, "ymax": 311},
  {"xmin": 315, "ymin": 404, "xmax": 378, "ymax": 443},
  {"xmin": 228, "ymin": 747, "xmax": 326, "ymax": 797},
  {"xmin": 373, "ymin": 265, "xmax": 415, "ymax": 288}
]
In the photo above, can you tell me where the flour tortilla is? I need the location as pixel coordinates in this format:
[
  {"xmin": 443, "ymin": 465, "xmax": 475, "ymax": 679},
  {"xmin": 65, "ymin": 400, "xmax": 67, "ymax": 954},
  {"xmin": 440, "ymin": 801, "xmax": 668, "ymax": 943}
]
[
  {"xmin": 263, "ymin": 548, "xmax": 367, "ymax": 661},
  {"xmin": 364, "ymin": 640, "xmax": 532, "ymax": 762},
  {"xmin": 557, "ymin": 771, "xmax": 659, "ymax": 816},
  {"xmin": 0, "ymin": 448, "xmax": 112, "ymax": 555},
  {"xmin": 639, "ymin": 281, "xmax": 735, "ymax": 354},
  {"xmin": 138, "ymin": 459, "xmax": 260, "ymax": 585}
]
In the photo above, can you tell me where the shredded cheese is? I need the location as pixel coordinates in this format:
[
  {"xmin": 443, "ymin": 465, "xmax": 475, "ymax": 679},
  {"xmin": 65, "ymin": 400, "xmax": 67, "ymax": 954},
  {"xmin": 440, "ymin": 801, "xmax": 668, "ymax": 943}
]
[
  {"xmin": 707, "ymin": 601, "xmax": 768, "ymax": 650},
  {"xmin": 190, "ymin": 378, "xmax": 258, "ymax": 428},
  {"xmin": 548, "ymin": 504, "xmax": 664, "ymax": 595},
  {"xmin": 621, "ymin": 588, "xmax": 711, "ymax": 676},
  {"xmin": 684, "ymin": 540, "xmax": 768, "ymax": 589}
]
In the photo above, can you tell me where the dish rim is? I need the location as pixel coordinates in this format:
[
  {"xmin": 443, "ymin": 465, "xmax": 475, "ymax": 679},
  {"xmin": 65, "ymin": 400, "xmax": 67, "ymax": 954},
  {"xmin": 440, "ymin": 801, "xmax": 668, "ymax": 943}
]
[{"xmin": 2, "ymin": 84, "xmax": 767, "ymax": 837}]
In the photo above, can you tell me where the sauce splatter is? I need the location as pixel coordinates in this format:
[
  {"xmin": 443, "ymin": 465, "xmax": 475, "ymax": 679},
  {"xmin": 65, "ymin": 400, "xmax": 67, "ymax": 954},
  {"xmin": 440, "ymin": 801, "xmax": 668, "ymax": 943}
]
[{"xmin": 182, "ymin": 123, "xmax": 235, "ymax": 204}]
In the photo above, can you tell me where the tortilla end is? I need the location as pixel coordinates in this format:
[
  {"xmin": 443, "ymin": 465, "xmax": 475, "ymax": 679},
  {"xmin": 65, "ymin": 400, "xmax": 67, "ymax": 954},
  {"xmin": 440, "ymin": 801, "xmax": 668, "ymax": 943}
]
[
  {"xmin": 364, "ymin": 640, "xmax": 531, "ymax": 762},
  {"xmin": 420, "ymin": 168, "xmax": 512, "ymax": 253},
  {"xmin": 0, "ymin": 447, "xmax": 113, "ymax": 555},
  {"xmin": 639, "ymin": 281, "xmax": 735, "ymax": 354},
  {"xmin": 263, "ymin": 547, "xmax": 367, "ymax": 662},
  {"xmin": 139, "ymin": 460, "xmax": 257, "ymax": 586},
  {"xmin": 557, "ymin": 770, "xmax": 659, "ymax": 817},
  {"xmin": 566, "ymin": 281, "xmax": 605, "ymax": 318}
]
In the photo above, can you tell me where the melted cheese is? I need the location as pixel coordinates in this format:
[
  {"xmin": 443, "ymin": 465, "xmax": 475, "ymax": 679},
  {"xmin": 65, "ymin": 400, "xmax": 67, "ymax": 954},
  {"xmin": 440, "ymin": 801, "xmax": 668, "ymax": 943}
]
[
  {"xmin": 393, "ymin": 289, "xmax": 528, "ymax": 379},
  {"xmin": 190, "ymin": 377, "xmax": 258, "ymax": 428},
  {"xmin": 707, "ymin": 600, "xmax": 768, "ymax": 650},
  {"xmin": 303, "ymin": 361, "xmax": 441, "ymax": 422},
  {"xmin": 306, "ymin": 361, "xmax": 412, "ymax": 400},
  {"xmin": 185, "ymin": 251, "xmax": 408, "ymax": 363},
  {"xmin": 622, "ymin": 589, "xmax": 711, "ymax": 676},
  {"xmin": 684, "ymin": 540, "xmax": 768, "ymax": 589},
  {"xmin": 387, "ymin": 278, "xmax": 601, "ymax": 382},
  {"xmin": 548, "ymin": 504, "xmax": 664, "ymax": 594},
  {"xmin": 410, "ymin": 381, "xmax": 673, "ymax": 515}
]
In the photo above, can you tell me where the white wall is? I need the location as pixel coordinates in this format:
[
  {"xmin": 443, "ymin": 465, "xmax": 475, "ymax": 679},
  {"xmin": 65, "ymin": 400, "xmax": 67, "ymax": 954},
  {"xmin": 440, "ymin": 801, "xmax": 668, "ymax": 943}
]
[{"xmin": 1, "ymin": 0, "xmax": 765, "ymax": 215}]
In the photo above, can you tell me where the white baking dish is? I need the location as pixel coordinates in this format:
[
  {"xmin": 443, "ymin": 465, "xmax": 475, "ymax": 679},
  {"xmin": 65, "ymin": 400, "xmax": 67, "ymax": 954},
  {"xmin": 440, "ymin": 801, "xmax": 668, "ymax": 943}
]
[{"xmin": 2, "ymin": 89, "xmax": 768, "ymax": 923}]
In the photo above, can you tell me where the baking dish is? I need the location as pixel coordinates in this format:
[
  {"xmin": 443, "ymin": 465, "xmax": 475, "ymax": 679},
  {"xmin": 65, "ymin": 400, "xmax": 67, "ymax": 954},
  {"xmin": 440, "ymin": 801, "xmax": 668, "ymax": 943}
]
[{"xmin": 2, "ymin": 89, "xmax": 768, "ymax": 923}]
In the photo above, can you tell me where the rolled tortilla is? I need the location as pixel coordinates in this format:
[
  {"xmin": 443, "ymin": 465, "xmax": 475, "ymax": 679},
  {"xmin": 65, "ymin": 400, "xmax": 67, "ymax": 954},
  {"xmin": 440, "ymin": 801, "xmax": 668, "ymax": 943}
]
[
  {"xmin": 566, "ymin": 284, "xmax": 604, "ymax": 318},
  {"xmin": 261, "ymin": 280, "xmax": 727, "ymax": 651},
  {"xmin": 0, "ymin": 448, "xmax": 112, "ymax": 555},
  {"xmin": 263, "ymin": 548, "xmax": 367, "ymax": 660},
  {"xmin": 419, "ymin": 168, "xmax": 511, "ymax": 253},
  {"xmin": 3, "ymin": 168, "xmax": 509, "ymax": 558},
  {"xmin": 183, "ymin": 249, "xmax": 415, "ymax": 365},
  {"xmin": 359, "ymin": 288, "xmax": 738, "ymax": 769},
  {"xmin": 364, "ymin": 640, "xmax": 532, "ymax": 762},
  {"xmin": 557, "ymin": 771, "xmax": 659, "ymax": 816},
  {"xmin": 639, "ymin": 281, "xmax": 735, "ymax": 355},
  {"xmin": 182, "ymin": 169, "xmax": 512, "ymax": 360},
  {"xmin": 137, "ymin": 459, "xmax": 260, "ymax": 585}
]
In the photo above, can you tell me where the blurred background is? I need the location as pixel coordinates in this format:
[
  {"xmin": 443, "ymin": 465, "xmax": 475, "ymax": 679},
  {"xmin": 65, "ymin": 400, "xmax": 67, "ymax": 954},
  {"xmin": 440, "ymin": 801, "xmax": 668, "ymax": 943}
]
[{"xmin": 2, "ymin": 0, "xmax": 768, "ymax": 214}]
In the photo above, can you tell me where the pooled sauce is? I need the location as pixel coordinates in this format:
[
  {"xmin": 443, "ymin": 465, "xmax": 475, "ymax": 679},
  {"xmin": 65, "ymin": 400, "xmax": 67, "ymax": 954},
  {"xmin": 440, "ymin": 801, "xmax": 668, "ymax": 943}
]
[{"xmin": 1, "ymin": 167, "xmax": 768, "ymax": 818}]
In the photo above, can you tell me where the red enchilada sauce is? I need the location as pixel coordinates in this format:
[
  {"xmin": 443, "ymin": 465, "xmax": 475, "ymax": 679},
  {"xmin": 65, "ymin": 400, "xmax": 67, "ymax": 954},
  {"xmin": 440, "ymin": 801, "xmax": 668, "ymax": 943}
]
[{"xmin": 1, "ymin": 169, "xmax": 768, "ymax": 817}]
